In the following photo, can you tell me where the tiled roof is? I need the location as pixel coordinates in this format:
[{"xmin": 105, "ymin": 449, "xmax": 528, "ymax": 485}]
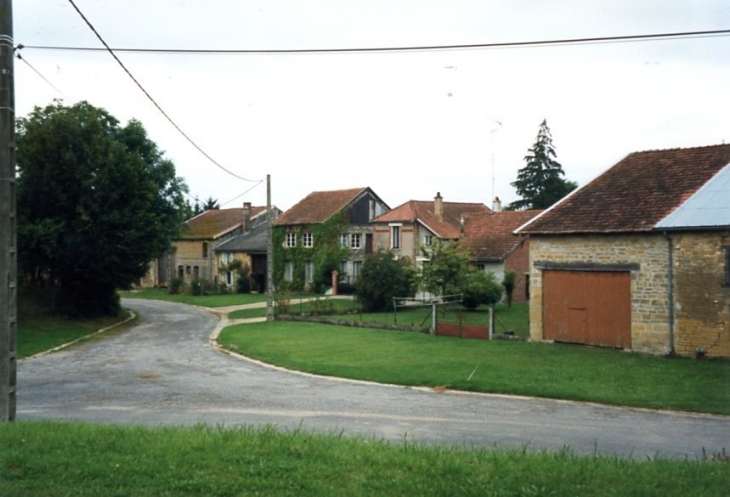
[
  {"xmin": 462, "ymin": 210, "xmax": 543, "ymax": 260},
  {"xmin": 180, "ymin": 206, "xmax": 267, "ymax": 239},
  {"xmin": 374, "ymin": 199, "xmax": 491, "ymax": 239},
  {"xmin": 517, "ymin": 144, "xmax": 730, "ymax": 235},
  {"xmin": 274, "ymin": 187, "xmax": 371, "ymax": 226}
]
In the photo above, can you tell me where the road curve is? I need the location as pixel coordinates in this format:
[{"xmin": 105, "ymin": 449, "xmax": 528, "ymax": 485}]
[{"xmin": 17, "ymin": 298, "xmax": 730, "ymax": 460}]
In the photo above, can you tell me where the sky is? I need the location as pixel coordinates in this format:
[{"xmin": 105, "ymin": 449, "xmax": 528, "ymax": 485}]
[{"xmin": 13, "ymin": 1, "xmax": 730, "ymax": 212}]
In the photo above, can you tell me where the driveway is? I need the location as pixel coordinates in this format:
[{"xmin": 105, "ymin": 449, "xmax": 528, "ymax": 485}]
[{"xmin": 17, "ymin": 299, "xmax": 730, "ymax": 460}]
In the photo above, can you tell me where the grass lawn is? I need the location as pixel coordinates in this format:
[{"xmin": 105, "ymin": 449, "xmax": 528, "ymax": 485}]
[
  {"xmin": 1, "ymin": 422, "xmax": 728, "ymax": 497},
  {"xmin": 218, "ymin": 321, "xmax": 730, "ymax": 415},
  {"xmin": 18, "ymin": 288, "xmax": 133, "ymax": 358},
  {"xmin": 119, "ymin": 288, "xmax": 268, "ymax": 307}
]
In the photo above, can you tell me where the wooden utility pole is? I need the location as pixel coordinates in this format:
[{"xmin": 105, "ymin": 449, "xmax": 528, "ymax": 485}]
[{"xmin": 0, "ymin": 0, "xmax": 17, "ymax": 422}]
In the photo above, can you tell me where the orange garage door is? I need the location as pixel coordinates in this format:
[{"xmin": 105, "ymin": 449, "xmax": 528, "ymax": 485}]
[{"xmin": 543, "ymin": 270, "xmax": 631, "ymax": 349}]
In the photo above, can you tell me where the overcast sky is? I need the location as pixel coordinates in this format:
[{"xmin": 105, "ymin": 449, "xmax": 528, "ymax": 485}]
[{"xmin": 14, "ymin": 1, "xmax": 730, "ymax": 212}]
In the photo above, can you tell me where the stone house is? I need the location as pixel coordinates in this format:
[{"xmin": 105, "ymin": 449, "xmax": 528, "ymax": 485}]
[
  {"xmin": 168, "ymin": 203, "xmax": 271, "ymax": 287},
  {"xmin": 371, "ymin": 192, "xmax": 491, "ymax": 271},
  {"xmin": 460, "ymin": 201, "xmax": 543, "ymax": 304},
  {"xmin": 273, "ymin": 187, "xmax": 389, "ymax": 289},
  {"xmin": 516, "ymin": 144, "xmax": 730, "ymax": 357},
  {"xmin": 214, "ymin": 204, "xmax": 282, "ymax": 292}
]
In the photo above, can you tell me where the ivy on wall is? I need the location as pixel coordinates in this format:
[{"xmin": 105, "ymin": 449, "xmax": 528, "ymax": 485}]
[{"xmin": 273, "ymin": 210, "xmax": 350, "ymax": 293}]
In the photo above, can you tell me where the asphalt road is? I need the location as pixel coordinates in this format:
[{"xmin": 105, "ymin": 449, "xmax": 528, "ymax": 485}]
[{"xmin": 17, "ymin": 299, "xmax": 730, "ymax": 460}]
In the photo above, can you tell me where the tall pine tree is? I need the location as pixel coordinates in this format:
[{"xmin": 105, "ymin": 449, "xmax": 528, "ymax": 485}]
[{"xmin": 508, "ymin": 120, "xmax": 576, "ymax": 210}]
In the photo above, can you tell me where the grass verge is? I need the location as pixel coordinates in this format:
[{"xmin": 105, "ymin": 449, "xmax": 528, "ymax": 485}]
[
  {"xmin": 218, "ymin": 321, "xmax": 730, "ymax": 415},
  {"xmin": 18, "ymin": 288, "xmax": 133, "ymax": 358},
  {"xmin": 119, "ymin": 288, "xmax": 268, "ymax": 307},
  {"xmin": 1, "ymin": 422, "xmax": 728, "ymax": 497}
]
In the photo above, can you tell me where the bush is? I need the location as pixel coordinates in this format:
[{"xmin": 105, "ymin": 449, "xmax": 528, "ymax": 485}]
[
  {"xmin": 503, "ymin": 270, "xmax": 516, "ymax": 307},
  {"xmin": 168, "ymin": 277, "xmax": 185, "ymax": 295},
  {"xmin": 462, "ymin": 271, "xmax": 503, "ymax": 310},
  {"xmin": 356, "ymin": 250, "xmax": 417, "ymax": 312},
  {"xmin": 236, "ymin": 263, "xmax": 252, "ymax": 294}
]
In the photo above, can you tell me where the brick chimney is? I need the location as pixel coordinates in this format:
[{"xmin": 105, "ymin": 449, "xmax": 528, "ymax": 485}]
[
  {"xmin": 242, "ymin": 202, "xmax": 252, "ymax": 232},
  {"xmin": 492, "ymin": 196, "xmax": 502, "ymax": 212},
  {"xmin": 434, "ymin": 192, "xmax": 443, "ymax": 222}
]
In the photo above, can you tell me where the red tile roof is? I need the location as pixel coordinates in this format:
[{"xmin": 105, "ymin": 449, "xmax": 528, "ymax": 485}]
[
  {"xmin": 274, "ymin": 187, "xmax": 372, "ymax": 226},
  {"xmin": 181, "ymin": 206, "xmax": 267, "ymax": 239},
  {"xmin": 462, "ymin": 210, "xmax": 543, "ymax": 260},
  {"xmin": 374, "ymin": 199, "xmax": 491, "ymax": 239},
  {"xmin": 517, "ymin": 144, "xmax": 730, "ymax": 235}
]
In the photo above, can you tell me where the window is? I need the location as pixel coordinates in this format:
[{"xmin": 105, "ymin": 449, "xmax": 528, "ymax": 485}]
[
  {"xmin": 391, "ymin": 225, "xmax": 401, "ymax": 249},
  {"xmin": 226, "ymin": 271, "xmax": 234, "ymax": 286},
  {"xmin": 340, "ymin": 234, "xmax": 349, "ymax": 248},
  {"xmin": 284, "ymin": 262, "xmax": 293, "ymax": 281},
  {"xmin": 202, "ymin": 242, "xmax": 209, "ymax": 258},
  {"xmin": 302, "ymin": 231, "xmax": 313, "ymax": 248},
  {"xmin": 305, "ymin": 261, "xmax": 314, "ymax": 283},
  {"xmin": 724, "ymin": 247, "xmax": 730, "ymax": 287},
  {"xmin": 193, "ymin": 266, "xmax": 199, "ymax": 279},
  {"xmin": 352, "ymin": 260, "xmax": 362, "ymax": 279},
  {"xmin": 424, "ymin": 235, "xmax": 433, "ymax": 247},
  {"xmin": 351, "ymin": 233, "xmax": 361, "ymax": 249},
  {"xmin": 178, "ymin": 266, "xmax": 184, "ymax": 279},
  {"xmin": 340, "ymin": 260, "xmax": 348, "ymax": 279},
  {"xmin": 286, "ymin": 231, "xmax": 296, "ymax": 247}
]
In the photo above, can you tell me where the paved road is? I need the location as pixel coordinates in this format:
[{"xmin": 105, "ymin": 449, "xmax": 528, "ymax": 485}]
[{"xmin": 17, "ymin": 299, "xmax": 730, "ymax": 460}]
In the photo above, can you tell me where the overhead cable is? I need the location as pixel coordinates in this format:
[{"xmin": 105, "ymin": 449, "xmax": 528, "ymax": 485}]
[
  {"xmin": 20, "ymin": 28, "xmax": 730, "ymax": 55},
  {"xmin": 66, "ymin": 0, "xmax": 260, "ymax": 183}
]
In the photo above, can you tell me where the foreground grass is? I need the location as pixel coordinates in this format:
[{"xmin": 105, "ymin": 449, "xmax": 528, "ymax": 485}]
[
  {"xmin": 2, "ymin": 422, "xmax": 727, "ymax": 497},
  {"xmin": 18, "ymin": 288, "xmax": 132, "ymax": 358},
  {"xmin": 120, "ymin": 288, "xmax": 268, "ymax": 307},
  {"xmin": 219, "ymin": 321, "xmax": 730, "ymax": 415}
]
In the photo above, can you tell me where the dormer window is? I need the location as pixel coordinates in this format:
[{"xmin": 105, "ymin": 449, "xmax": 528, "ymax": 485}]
[
  {"xmin": 303, "ymin": 232, "xmax": 313, "ymax": 248},
  {"xmin": 286, "ymin": 232, "xmax": 296, "ymax": 247}
]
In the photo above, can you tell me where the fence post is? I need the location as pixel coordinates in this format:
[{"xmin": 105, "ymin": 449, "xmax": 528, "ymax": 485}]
[
  {"xmin": 489, "ymin": 304, "xmax": 494, "ymax": 340},
  {"xmin": 431, "ymin": 302, "xmax": 436, "ymax": 335}
]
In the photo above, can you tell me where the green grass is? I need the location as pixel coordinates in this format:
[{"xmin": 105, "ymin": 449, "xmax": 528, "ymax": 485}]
[
  {"xmin": 1, "ymin": 422, "xmax": 727, "ymax": 497},
  {"xmin": 218, "ymin": 321, "xmax": 730, "ymax": 415},
  {"xmin": 18, "ymin": 288, "xmax": 132, "ymax": 358},
  {"xmin": 120, "ymin": 288, "xmax": 268, "ymax": 307}
]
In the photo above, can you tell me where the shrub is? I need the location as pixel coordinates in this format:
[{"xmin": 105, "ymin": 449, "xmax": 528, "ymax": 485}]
[
  {"xmin": 236, "ymin": 263, "xmax": 252, "ymax": 294},
  {"xmin": 502, "ymin": 270, "xmax": 516, "ymax": 307},
  {"xmin": 356, "ymin": 250, "xmax": 417, "ymax": 312},
  {"xmin": 462, "ymin": 271, "xmax": 503, "ymax": 310},
  {"xmin": 168, "ymin": 277, "xmax": 185, "ymax": 295}
]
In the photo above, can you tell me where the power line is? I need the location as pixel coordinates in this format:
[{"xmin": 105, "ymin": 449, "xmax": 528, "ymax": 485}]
[
  {"xmin": 20, "ymin": 28, "xmax": 730, "ymax": 55},
  {"xmin": 65, "ymin": 0, "xmax": 260, "ymax": 183},
  {"xmin": 15, "ymin": 49, "xmax": 73, "ymax": 102}
]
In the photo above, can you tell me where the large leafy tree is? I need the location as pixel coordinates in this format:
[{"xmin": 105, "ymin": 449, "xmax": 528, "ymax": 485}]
[
  {"xmin": 420, "ymin": 240, "xmax": 470, "ymax": 297},
  {"xmin": 508, "ymin": 119, "xmax": 576, "ymax": 210},
  {"xmin": 16, "ymin": 101, "xmax": 189, "ymax": 316}
]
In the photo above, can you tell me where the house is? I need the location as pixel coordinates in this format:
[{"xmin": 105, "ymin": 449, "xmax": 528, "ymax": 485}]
[
  {"xmin": 273, "ymin": 187, "xmax": 390, "ymax": 290},
  {"xmin": 167, "ymin": 203, "xmax": 271, "ymax": 287},
  {"xmin": 460, "ymin": 200, "xmax": 543, "ymax": 304},
  {"xmin": 371, "ymin": 192, "xmax": 491, "ymax": 270},
  {"xmin": 214, "ymin": 204, "xmax": 282, "ymax": 292},
  {"xmin": 516, "ymin": 144, "xmax": 730, "ymax": 357}
]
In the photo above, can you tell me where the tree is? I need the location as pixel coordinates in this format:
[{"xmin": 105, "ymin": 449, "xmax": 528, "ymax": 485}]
[
  {"xmin": 420, "ymin": 240, "xmax": 470, "ymax": 296},
  {"xmin": 202, "ymin": 196, "xmax": 220, "ymax": 211},
  {"xmin": 508, "ymin": 119, "xmax": 576, "ymax": 210},
  {"xmin": 356, "ymin": 250, "xmax": 417, "ymax": 312},
  {"xmin": 462, "ymin": 271, "xmax": 503, "ymax": 310},
  {"xmin": 502, "ymin": 270, "xmax": 517, "ymax": 307},
  {"xmin": 16, "ymin": 101, "xmax": 189, "ymax": 316}
]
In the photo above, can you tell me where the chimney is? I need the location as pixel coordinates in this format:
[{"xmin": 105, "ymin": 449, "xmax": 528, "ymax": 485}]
[
  {"xmin": 492, "ymin": 196, "xmax": 502, "ymax": 212},
  {"xmin": 242, "ymin": 202, "xmax": 252, "ymax": 232},
  {"xmin": 434, "ymin": 192, "xmax": 443, "ymax": 222}
]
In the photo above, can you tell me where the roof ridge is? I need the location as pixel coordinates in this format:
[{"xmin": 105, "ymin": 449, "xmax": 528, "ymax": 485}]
[{"xmin": 629, "ymin": 143, "xmax": 730, "ymax": 155}]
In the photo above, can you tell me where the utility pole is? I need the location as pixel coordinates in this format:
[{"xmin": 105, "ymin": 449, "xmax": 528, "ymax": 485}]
[
  {"xmin": 0, "ymin": 0, "xmax": 17, "ymax": 422},
  {"xmin": 266, "ymin": 174, "xmax": 273, "ymax": 320}
]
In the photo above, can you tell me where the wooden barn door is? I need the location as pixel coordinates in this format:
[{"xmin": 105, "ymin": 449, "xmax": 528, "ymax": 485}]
[{"xmin": 543, "ymin": 270, "xmax": 631, "ymax": 349}]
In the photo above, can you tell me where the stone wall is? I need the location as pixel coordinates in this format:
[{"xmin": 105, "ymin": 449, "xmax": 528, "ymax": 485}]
[
  {"xmin": 672, "ymin": 231, "xmax": 730, "ymax": 357},
  {"xmin": 529, "ymin": 233, "xmax": 673, "ymax": 355}
]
